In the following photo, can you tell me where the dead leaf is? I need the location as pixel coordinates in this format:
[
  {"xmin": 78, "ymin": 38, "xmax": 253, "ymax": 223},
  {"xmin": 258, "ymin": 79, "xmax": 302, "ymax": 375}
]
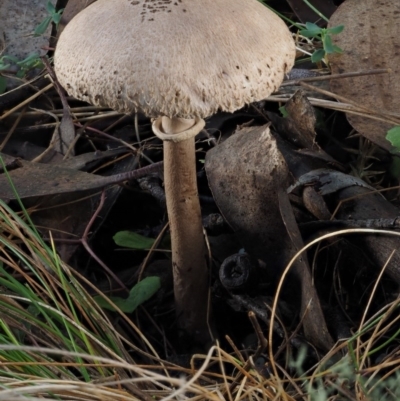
[
  {"xmin": 278, "ymin": 191, "xmax": 333, "ymax": 351},
  {"xmin": 42, "ymin": 57, "xmax": 76, "ymax": 156},
  {"xmin": 267, "ymin": 91, "xmax": 342, "ymax": 168},
  {"xmin": 30, "ymin": 155, "xmax": 137, "ymax": 263},
  {"xmin": 328, "ymin": 0, "xmax": 400, "ymax": 151},
  {"xmin": 205, "ymin": 124, "xmax": 333, "ymax": 350},
  {"xmin": 333, "ymin": 185, "xmax": 400, "ymax": 283},
  {"xmin": 206, "ymin": 125, "xmax": 292, "ymax": 271},
  {"xmin": 282, "ymin": 90, "xmax": 317, "ymax": 148},
  {"xmin": 277, "ymin": 140, "xmax": 400, "ymax": 284},
  {"xmin": 287, "ymin": 168, "xmax": 379, "ymax": 196},
  {"xmin": 0, "ymin": 152, "xmax": 162, "ymax": 201}
]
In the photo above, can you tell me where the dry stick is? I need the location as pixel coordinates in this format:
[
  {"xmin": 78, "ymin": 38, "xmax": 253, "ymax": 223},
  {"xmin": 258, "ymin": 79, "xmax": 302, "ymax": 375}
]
[
  {"xmin": 103, "ymin": 113, "xmax": 129, "ymax": 133},
  {"xmin": 42, "ymin": 57, "xmax": 69, "ymax": 113},
  {"xmin": 226, "ymin": 311, "xmax": 268, "ymax": 397},
  {"xmin": 8, "ymin": 110, "xmax": 120, "ymax": 122},
  {"xmin": 301, "ymin": 217, "xmax": 400, "ymax": 232},
  {"xmin": 267, "ymin": 229, "xmax": 400, "ymax": 382},
  {"xmin": 53, "ymin": 106, "xmax": 109, "ymax": 113},
  {"xmin": 0, "ymin": 82, "xmax": 54, "ymax": 120},
  {"xmin": 70, "ymin": 110, "xmax": 121, "ymax": 122},
  {"xmin": 12, "ymin": 110, "xmax": 95, "ymax": 118},
  {"xmin": 330, "ymin": 185, "xmax": 400, "ymax": 220},
  {"xmin": 79, "ymin": 189, "xmax": 129, "ymax": 293},
  {"xmin": 299, "ymin": 80, "xmax": 400, "ymax": 124},
  {"xmin": 31, "ymin": 109, "xmax": 61, "ymax": 163},
  {"xmin": 225, "ymin": 335, "xmax": 246, "ymax": 365},
  {"xmin": 324, "ymin": 378, "xmax": 359, "ymax": 401},
  {"xmin": 0, "ymin": 106, "xmax": 27, "ymax": 151},
  {"xmin": 75, "ymin": 122, "xmax": 155, "ymax": 165},
  {"xmin": 137, "ymin": 223, "xmax": 169, "ymax": 282},
  {"xmin": 357, "ymin": 250, "xmax": 396, "ymax": 371},
  {"xmin": 276, "ymin": 67, "xmax": 400, "ymax": 125},
  {"xmin": 42, "ymin": 57, "xmax": 77, "ymax": 158},
  {"xmin": 281, "ymin": 68, "xmax": 390, "ymax": 87},
  {"xmin": 266, "ymin": 95, "xmax": 400, "ymax": 126}
]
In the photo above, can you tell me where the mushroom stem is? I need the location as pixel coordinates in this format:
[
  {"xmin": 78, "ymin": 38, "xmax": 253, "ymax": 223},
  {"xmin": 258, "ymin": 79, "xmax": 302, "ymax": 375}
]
[{"xmin": 152, "ymin": 116, "xmax": 210, "ymax": 341}]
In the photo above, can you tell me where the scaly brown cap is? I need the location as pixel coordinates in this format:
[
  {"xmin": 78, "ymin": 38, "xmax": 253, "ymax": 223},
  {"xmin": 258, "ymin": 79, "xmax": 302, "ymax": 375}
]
[{"xmin": 55, "ymin": 0, "xmax": 295, "ymax": 118}]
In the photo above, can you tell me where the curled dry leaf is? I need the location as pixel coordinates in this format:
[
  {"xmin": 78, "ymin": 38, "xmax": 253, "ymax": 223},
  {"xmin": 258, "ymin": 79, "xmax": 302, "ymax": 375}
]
[
  {"xmin": 268, "ymin": 90, "xmax": 341, "ymax": 167},
  {"xmin": 278, "ymin": 140, "xmax": 400, "ymax": 284},
  {"xmin": 205, "ymin": 125, "xmax": 333, "ymax": 351},
  {"xmin": 270, "ymin": 90, "xmax": 317, "ymax": 149},
  {"xmin": 287, "ymin": 168, "xmax": 380, "ymax": 196},
  {"xmin": 328, "ymin": 0, "xmax": 400, "ymax": 151},
  {"xmin": 206, "ymin": 125, "xmax": 292, "ymax": 271}
]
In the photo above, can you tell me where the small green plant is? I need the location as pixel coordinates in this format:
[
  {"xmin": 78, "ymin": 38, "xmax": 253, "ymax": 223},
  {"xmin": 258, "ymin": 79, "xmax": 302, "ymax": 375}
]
[
  {"xmin": 0, "ymin": 0, "xmax": 60, "ymax": 93},
  {"xmin": 0, "ymin": 55, "xmax": 18, "ymax": 71},
  {"xmin": 94, "ymin": 276, "xmax": 161, "ymax": 313},
  {"xmin": 15, "ymin": 52, "xmax": 44, "ymax": 77},
  {"xmin": 279, "ymin": 105, "xmax": 289, "ymax": 117},
  {"xmin": 34, "ymin": 1, "xmax": 64, "ymax": 36},
  {"xmin": 0, "ymin": 52, "xmax": 44, "ymax": 91},
  {"xmin": 385, "ymin": 126, "xmax": 400, "ymax": 177},
  {"xmin": 113, "ymin": 230, "xmax": 170, "ymax": 250},
  {"xmin": 300, "ymin": 22, "xmax": 344, "ymax": 63},
  {"xmin": 386, "ymin": 126, "xmax": 400, "ymax": 150},
  {"xmin": 0, "ymin": 55, "xmax": 17, "ymax": 93}
]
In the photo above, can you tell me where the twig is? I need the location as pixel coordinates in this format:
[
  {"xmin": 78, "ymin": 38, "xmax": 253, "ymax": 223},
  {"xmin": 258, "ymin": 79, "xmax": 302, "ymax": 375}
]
[
  {"xmin": 299, "ymin": 81, "xmax": 400, "ymax": 123},
  {"xmin": 227, "ymin": 311, "xmax": 268, "ymax": 396},
  {"xmin": 75, "ymin": 122, "xmax": 155, "ymax": 164},
  {"xmin": 80, "ymin": 189, "xmax": 129, "ymax": 293},
  {"xmin": 281, "ymin": 68, "xmax": 390, "ymax": 87},
  {"xmin": 0, "ymin": 82, "xmax": 54, "ymax": 120}
]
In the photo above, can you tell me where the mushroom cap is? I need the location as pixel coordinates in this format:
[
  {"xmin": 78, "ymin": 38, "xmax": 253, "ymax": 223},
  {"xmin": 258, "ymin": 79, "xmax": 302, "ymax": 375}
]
[{"xmin": 54, "ymin": 0, "xmax": 295, "ymax": 119}]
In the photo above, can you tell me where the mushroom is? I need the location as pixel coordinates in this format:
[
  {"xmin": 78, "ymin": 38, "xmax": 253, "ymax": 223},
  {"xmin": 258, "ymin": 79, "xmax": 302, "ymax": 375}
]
[{"xmin": 54, "ymin": 0, "xmax": 295, "ymax": 340}]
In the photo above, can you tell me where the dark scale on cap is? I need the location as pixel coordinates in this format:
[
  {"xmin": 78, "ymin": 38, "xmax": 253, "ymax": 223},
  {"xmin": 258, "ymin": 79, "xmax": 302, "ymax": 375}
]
[{"xmin": 139, "ymin": 0, "xmax": 182, "ymax": 22}]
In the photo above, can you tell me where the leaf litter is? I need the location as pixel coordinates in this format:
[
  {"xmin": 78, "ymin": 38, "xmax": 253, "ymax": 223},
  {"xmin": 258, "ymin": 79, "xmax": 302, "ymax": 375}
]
[{"xmin": 0, "ymin": 0, "xmax": 400, "ymax": 399}]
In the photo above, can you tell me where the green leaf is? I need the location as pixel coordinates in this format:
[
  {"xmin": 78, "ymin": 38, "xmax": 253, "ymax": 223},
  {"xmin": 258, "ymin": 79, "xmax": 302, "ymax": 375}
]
[
  {"xmin": 327, "ymin": 24, "xmax": 344, "ymax": 35},
  {"xmin": 34, "ymin": 16, "xmax": 52, "ymax": 36},
  {"xmin": 0, "ymin": 55, "xmax": 18, "ymax": 70},
  {"xmin": 0, "ymin": 63, "xmax": 11, "ymax": 71},
  {"xmin": 16, "ymin": 70, "xmax": 25, "ymax": 78},
  {"xmin": 279, "ymin": 105, "xmax": 289, "ymax": 117},
  {"xmin": 322, "ymin": 34, "xmax": 335, "ymax": 54},
  {"xmin": 305, "ymin": 22, "xmax": 321, "ymax": 32},
  {"xmin": 332, "ymin": 45, "xmax": 343, "ymax": 54},
  {"xmin": 301, "ymin": 22, "xmax": 322, "ymax": 37},
  {"xmin": 386, "ymin": 126, "xmax": 400, "ymax": 149},
  {"xmin": 0, "ymin": 76, "xmax": 6, "ymax": 94},
  {"xmin": 17, "ymin": 53, "xmax": 39, "ymax": 65},
  {"xmin": 311, "ymin": 49, "xmax": 326, "ymax": 63},
  {"xmin": 1, "ymin": 55, "xmax": 18, "ymax": 63},
  {"xmin": 300, "ymin": 29, "xmax": 321, "ymax": 38},
  {"xmin": 94, "ymin": 276, "xmax": 161, "ymax": 313},
  {"xmin": 113, "ymin": 231, "xmax": 157, "ymax": 250},
  {"xmin": 52, "ymin": 11, "xmax": 63, "ymax": 25},
  {"xmin": 46, "ymin": 1, "xmax": 56, "ymax": 14}
]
